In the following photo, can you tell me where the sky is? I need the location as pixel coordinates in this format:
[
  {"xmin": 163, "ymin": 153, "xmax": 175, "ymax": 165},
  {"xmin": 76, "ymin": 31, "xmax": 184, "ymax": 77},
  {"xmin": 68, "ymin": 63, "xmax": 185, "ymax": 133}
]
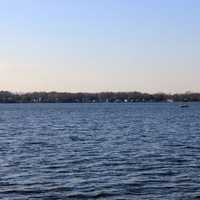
[{"xmin": 0, "ymin": 0, "xmax": 200, "ymax": 93}]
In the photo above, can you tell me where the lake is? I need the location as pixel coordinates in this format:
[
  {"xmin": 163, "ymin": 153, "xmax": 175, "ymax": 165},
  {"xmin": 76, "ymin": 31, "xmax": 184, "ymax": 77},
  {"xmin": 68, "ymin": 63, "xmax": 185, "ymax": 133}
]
[{"xmin": 0, "ymin": 103, "xmax": 200, "ymax": 200}]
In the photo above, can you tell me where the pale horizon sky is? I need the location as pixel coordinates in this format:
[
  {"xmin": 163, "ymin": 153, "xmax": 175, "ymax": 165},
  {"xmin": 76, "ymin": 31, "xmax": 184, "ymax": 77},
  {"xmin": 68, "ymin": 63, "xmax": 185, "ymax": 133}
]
[{"xmin": 0, "ymin": 0, "xmax": 200, "ymax": 93}]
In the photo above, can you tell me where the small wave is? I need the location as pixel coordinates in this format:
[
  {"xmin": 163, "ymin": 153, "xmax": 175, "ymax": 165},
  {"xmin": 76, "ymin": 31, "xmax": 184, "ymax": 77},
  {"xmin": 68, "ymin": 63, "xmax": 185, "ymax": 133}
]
[
  {"xmin": 69, "ymin": 135, "xmax": 85, "ymax": 141},
  {"xmin": 66, "ymin": 191, "xmax": 116, "ymax": 199}
]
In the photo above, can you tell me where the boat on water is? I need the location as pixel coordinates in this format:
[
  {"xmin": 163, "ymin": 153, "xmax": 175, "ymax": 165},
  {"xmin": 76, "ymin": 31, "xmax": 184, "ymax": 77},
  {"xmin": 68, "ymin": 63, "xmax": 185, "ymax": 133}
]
[{"xmin": 180, "ymin": 104, "xmax": 189, "ymax": 108}]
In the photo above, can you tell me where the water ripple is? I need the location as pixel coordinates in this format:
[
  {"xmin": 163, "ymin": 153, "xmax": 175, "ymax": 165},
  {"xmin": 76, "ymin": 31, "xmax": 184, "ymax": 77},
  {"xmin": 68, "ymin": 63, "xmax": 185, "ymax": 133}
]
[{"xmin": 0, "ymin": 103, "xmax": 200, "ymax": 199}]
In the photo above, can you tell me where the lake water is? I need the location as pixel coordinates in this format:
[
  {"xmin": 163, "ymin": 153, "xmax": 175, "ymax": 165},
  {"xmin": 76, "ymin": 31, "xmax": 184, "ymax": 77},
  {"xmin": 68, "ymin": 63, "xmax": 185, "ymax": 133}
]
[{"xmin": 0, "ymin": 103, "xmax": 200, "ymax": 200}]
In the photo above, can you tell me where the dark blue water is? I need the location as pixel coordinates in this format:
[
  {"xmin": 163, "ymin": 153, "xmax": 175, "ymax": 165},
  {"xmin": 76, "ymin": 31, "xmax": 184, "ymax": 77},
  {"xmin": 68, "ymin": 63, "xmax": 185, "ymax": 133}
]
[{"xmin": 0, "ymin": 103, "xmax": 200, "ymax": 200}]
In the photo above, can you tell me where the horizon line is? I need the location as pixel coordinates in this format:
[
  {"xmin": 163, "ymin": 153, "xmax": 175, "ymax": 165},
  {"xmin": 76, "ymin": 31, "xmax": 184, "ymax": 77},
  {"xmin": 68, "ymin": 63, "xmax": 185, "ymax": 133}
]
[{"xmin": 1, "ymin": 90, "xmax": 199, "ymax": 95}]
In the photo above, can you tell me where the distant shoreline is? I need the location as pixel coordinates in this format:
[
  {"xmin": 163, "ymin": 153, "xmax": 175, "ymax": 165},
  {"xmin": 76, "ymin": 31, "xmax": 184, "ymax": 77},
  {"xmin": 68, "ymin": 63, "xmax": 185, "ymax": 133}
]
[{"xmin": 0, "ymin": 91, "xmax": 200, "ymax": 103}]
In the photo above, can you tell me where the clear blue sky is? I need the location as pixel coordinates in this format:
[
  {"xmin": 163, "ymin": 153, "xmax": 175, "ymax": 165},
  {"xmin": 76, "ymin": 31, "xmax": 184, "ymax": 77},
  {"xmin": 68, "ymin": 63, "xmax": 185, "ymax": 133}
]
[{"xmin": 0, "ymin": 0, "xmax": 199, "ymax": 93}]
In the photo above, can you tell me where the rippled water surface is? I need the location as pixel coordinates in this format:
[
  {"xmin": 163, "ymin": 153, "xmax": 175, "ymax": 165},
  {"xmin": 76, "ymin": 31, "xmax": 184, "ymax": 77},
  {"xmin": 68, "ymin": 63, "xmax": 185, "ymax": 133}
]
[{"xmin": 1, "ymin": 103, "xmax": 200, "ymax": 200}]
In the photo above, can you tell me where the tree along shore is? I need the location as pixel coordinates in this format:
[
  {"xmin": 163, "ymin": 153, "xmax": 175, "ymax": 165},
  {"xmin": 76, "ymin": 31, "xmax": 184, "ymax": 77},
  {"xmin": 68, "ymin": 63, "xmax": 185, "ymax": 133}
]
[{"xmin": 0, "ymin": 91, "xmax": 200, "ymax": 103}]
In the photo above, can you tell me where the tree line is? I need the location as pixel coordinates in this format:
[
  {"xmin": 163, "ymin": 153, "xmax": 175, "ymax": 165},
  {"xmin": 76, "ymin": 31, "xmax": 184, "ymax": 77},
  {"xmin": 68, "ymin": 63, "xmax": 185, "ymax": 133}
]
[{"xmin": 0, "ymin": 91, "xmax": 200, "ymax": 103}]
